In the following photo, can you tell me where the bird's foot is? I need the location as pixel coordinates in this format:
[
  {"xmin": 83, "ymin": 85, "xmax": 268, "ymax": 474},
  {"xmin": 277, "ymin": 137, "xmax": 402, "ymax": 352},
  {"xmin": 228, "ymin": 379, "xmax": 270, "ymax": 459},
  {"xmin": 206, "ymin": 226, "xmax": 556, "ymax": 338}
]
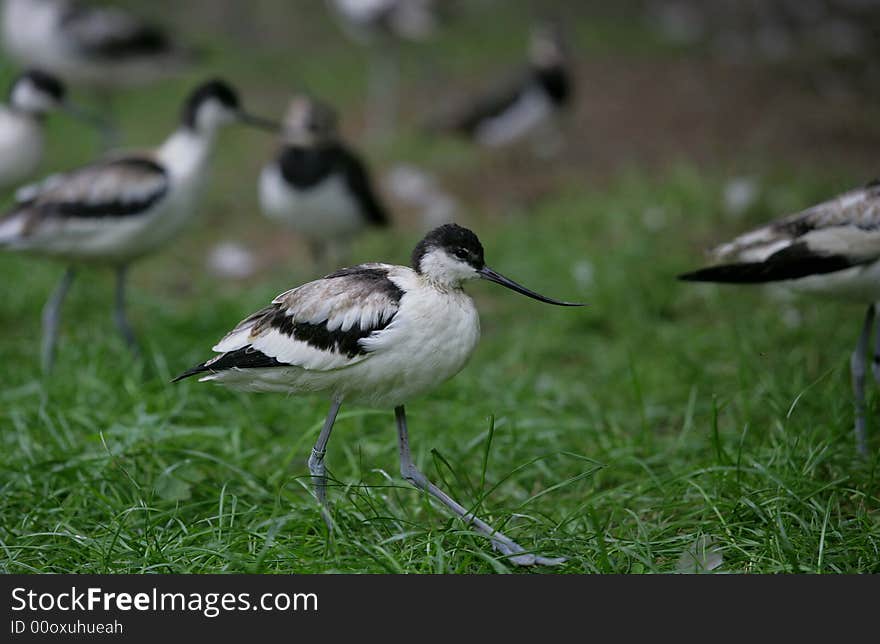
[{"xmin": 489, "ymin": 534, "xmax": 566, "ymax": 567}]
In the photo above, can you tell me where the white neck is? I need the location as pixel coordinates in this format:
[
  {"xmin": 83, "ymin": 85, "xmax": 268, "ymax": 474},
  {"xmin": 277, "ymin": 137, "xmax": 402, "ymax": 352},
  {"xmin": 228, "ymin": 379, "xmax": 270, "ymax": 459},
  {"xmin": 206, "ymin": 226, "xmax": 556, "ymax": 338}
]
[{"xmin": 156, "ymin": 127, "xmax": 215, "ymax": 181}]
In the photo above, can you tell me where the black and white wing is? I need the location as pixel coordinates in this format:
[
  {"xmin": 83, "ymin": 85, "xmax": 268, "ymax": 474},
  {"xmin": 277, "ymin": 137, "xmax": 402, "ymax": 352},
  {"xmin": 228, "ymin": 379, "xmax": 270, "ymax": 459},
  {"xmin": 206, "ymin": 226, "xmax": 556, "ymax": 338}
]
[
  {"xmin": 0, "ymin": 157, "xmax": 168, "ymax": 245},
  {"xmin": 680, "ymin": 181, "xmax": 880, "ymax": 283},
  {"xmin": 60, "ymin": 2, "xmax": 174, "ymax": 60},
  {"xmin": 439, "ymin": 71, "xmax": 531, "ymax": 138},
  {"xmin": 175, "ymin": 264, "xmax": 404, "ymax": 380}
]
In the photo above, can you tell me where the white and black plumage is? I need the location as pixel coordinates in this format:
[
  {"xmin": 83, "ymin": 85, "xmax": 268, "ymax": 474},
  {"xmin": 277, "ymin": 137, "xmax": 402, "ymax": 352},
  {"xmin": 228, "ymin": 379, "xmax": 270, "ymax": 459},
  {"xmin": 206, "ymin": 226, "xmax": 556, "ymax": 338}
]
[
  {"xmin": 680, "ymin": 180, "xmax": 880, "ymax": 455},
  {"xmin": 328, "ymin": 0, "xmax": 438, "ymax": 44},
  {"xmin": 259, "ymin": 96, "xmax": 390, "ymax": 265},
  {"xmin": 0, "ymin": 69, "xmax": 102, "ymax": 190},
  {"xmin": 0, "ymin": 78, "xmax": 279, "ymax": 370},
  {"xmin": 176, "ymin": 223, "xmax": 583, "ymax": 566},
  {"xmin": 2, "ymin": 0, "xmax": 194, "ymax": 148},
  {"xmin": 438, "ymin": 24, "xmax": 572, "ymax": 151},
  {"xmin": 1, "ymin": 0, "xmax": 191, "ymax": 88}
]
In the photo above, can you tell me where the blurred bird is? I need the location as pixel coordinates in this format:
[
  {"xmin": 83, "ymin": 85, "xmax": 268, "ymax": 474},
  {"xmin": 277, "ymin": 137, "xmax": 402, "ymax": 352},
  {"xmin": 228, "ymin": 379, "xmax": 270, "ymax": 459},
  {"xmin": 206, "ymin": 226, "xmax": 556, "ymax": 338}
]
[
  {"xmin": 0, "ymin": 69, "xmax": 103, "ymax": 190},
  {"xmin": 329, "ymin": 0, "xmax": 437, "ymax": 43},
  {"xmin": 175, "ymin": 223, "xmax": 582, "ymax": 566},
  {"xmin": 0, "ymin": 78, "xmax": 279, "ymax": 370},
  {"xmin": 2, "ymin": 0, "xmax": 195, "ymax": 146},
  {"xmin": 680, "ymin": 180, "xmax": 880, "ymax": 456},
  {"xmin": 327, "ymin": 0, "xmax": 440, "ymax": 141},
  {"xmin": 259, "ymin": 95, "xmax": 390, "ymax": 266},
  {"xmin": 433, "ymin": 23, "xmax": 572, "ymax": 154}
]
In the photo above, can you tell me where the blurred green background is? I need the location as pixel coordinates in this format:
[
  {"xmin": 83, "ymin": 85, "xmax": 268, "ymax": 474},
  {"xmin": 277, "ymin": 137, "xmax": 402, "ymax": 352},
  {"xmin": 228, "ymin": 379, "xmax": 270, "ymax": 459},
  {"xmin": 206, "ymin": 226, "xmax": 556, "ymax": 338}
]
[{"xmin": 0, "ymin": 0, "xmax": 878, "ymax": 573}]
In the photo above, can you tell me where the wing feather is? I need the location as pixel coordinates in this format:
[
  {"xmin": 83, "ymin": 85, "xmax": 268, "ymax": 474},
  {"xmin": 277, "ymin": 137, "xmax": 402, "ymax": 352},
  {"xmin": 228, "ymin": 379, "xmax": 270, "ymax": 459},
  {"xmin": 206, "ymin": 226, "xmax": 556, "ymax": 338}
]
[
  {"xmin": 177, "ymin": 264, "xmax": 404, "ymax": 380},
  {"xmin": 712, "ymin": 182, "xmax": 880, "ymax": 263},
  {"xmin": 60, "ymin": 4, "xmax": 172, "ymax": 59},
  {"xmin": 1, "ymin": 157, "xmax": 169, "ymax": 241}
]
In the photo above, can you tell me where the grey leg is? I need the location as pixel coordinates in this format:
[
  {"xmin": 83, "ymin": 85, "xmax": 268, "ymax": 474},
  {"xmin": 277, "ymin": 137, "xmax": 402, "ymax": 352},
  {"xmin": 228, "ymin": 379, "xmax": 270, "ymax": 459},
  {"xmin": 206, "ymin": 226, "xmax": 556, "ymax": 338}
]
[
  {"xmin": 309, "ymin": 399, "xmax": 343, "ymax": 527},
  {"xmin": 394, "ymin": 406, "xmax": 565, "ymax": 566},
  {"xmin": 113, "ymin": 265, "xmax": 139, "ymax": 356},
  {"xmin": 41, "ymin": 267, "xmax": 76, "ymax": 373},
  {"xmin": 852, "ymin": 304, "xmax": 874, "ymax": 457},
  {"xmin": 871, "ymin": 303, "xmax": 880, "ymax": 387}
]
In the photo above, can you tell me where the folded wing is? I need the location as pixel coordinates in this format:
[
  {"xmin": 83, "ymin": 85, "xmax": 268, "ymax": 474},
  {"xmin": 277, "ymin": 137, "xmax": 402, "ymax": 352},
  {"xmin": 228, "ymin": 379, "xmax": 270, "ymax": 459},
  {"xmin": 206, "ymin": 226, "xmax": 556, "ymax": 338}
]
[
  {"xmin": 680, "ymin": 181, "xmax": 880, "ymax": 283},
  {"xmin": 175, "ymin": 264, "xmax": 404, "ymax": 380},
  {"xmin": 0, "ymin": 157, "xmax": 169, "ymax": 246}
]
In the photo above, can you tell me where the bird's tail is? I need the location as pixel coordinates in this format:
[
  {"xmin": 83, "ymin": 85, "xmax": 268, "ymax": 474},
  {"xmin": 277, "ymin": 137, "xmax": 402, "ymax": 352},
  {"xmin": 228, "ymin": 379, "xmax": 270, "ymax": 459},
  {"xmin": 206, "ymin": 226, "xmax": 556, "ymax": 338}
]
[
  {"xmin": 678, "ymin": 254, "xmax": 856, "ymax": 284},
  {"xmin": 678, "ymin": 263, "xmax": 772, "ymax": 283},
  {"xmin": 171, "ymin": 362, "xmax": 210, "ymax": 383}
]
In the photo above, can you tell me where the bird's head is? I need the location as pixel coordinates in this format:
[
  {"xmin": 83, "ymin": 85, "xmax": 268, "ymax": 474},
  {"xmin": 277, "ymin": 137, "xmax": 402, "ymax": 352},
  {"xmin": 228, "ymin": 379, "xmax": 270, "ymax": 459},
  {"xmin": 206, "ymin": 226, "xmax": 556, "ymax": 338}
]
[
  {"xmin": 411, "ymin": 223, "xmax": 583, "ymax": 306},
  {"xmin": 529, "ymin": 22, "xmax": 567, "ymax": 69},
  {"xmin": 182, "ymin": 78, "xmax": 279, "ymax": 135},
  {"xmin": 280, "ymin": 95, "xmax": 339, "ymax": 146},
  {"xmin": 8, "ymin": 69, "xmax": 107, "ymax": 131},
  {"xmin": 9, "ymin": 69, "xmax": 65, "ymax": 115}
]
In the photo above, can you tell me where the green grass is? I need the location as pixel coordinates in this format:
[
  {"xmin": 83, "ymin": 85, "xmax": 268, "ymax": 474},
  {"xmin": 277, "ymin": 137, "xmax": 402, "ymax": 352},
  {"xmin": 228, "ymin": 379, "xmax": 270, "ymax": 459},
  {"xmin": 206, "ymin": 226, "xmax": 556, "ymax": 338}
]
[{"xmin": 1, "ymin": 2, "xmax": 879, "ymax": 574}]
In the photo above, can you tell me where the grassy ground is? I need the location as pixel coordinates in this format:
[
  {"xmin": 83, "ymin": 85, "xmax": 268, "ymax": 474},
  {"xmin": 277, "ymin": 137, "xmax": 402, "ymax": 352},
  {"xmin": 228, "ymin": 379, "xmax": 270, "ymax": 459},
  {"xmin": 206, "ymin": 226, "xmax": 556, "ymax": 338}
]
[{"xmin": 1, "ymin": 2, "xmax": 878, "ymax": 573}]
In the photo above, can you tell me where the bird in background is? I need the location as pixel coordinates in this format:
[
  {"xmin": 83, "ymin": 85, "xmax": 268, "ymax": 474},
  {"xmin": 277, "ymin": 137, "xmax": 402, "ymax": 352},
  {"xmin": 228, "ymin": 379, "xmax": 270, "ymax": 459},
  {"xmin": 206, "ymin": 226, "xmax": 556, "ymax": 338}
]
[
  {"xmin": 0, "ymin": 68, "xmax": 104, "ymax": 190},
  {"xmin": 327, "ymin": 0, "xmax": 440, "ymax": 142},
  {"xmin": 432, "ymin": 22, "xmax": 573, "ymax": 156},
  {"xmin": 0, "ymin": 78, "xmax": 279, "ymax": 371},
  {"xmin": 1, "ymin": 0, "xmax": 196, "ymax": 148},
  {"xmin": 680, "ymin": 180, "xmax": 880, "ymax": 456},
  {"xmin": 259, "ymin": 95, "xmax": 390, "ymax": 268},
  {"xmin": 175, "ymin": 223, "xmax": 583, "ymax": 566}
]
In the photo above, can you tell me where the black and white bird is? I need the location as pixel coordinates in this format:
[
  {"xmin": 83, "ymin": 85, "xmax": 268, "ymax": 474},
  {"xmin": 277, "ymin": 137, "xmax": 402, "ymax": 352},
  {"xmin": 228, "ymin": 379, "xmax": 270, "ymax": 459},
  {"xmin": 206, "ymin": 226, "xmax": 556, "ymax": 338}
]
[
  {"xmin": 435, "ymin": 23, "xmax": 572, "ymax": 152},
  {"xmin": 680, "ymin": 180, "xmax": 880, "ymax": 456},
  {"xmin": 2, "ymin": 0, "xmax": 194, "ymax": 146},
  {"xmin": 259, "ymin": 95, "xmax": 390, "ymax": 265},
  {"xmin": 328, "ymin": 0, "xmax": 437, "ymax": 44},
  {"xmin": 1, "ymin": 0, "xmax": 191, "ymax": 88},
  {"xmin": 175, "ymin": 223, "xmax": 582, "ymax": 566},
  {"xmin": 0, "ymin": 78, "xmax": 278, "ymax": 370},
  {"xmin": 327, "ymin": 0, "xmax": 440, "ymax": 141},
  {"xmin": 0, "ymin": 69, "xmax": 102, "ymax": 190}
]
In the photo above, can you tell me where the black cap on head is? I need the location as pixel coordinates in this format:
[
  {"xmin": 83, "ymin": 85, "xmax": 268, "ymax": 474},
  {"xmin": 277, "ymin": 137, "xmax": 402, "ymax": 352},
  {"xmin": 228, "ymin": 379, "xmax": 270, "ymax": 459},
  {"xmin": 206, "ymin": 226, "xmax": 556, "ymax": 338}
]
[
  {"xmin": 412, "ymin": 223, "xmax": 485, "ymax": 272},
  {"xmin": 182, "ymin": 78, "xmax": 240, "ymax": 128},
  {"xmin": 12, "ymin": 69, "xmax": 65, "ymax": 102}
]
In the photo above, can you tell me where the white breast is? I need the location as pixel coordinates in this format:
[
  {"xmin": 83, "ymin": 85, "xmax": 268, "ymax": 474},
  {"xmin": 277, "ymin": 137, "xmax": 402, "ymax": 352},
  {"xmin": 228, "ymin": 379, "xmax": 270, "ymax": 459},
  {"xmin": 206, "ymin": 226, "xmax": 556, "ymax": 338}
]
[
  {"xmin": 0, "ymin": 107, "xmax": 43, "ymax": 188},
  {"xmin": 259, "ymin": 163, "xmax": 364, "ymax": 241},
  {"xmin": 475, "ymin": 87, "xmax": 553, "ymax": 147},
  {"xmin": 347, "ymin": 279, "xmax": 481, "ymax": 406}
]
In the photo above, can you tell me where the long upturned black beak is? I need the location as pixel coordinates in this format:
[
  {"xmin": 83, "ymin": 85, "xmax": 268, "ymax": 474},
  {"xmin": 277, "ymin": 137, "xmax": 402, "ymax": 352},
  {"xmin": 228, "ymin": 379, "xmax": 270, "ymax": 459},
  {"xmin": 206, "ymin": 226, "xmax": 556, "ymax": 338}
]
[
  {"xmin": 479, "ymin": 266, "xmax": 584, "ymax": 306},
  {"xmin": 237, "ymin": 111, "xmax": 281, "ymax": 132}
]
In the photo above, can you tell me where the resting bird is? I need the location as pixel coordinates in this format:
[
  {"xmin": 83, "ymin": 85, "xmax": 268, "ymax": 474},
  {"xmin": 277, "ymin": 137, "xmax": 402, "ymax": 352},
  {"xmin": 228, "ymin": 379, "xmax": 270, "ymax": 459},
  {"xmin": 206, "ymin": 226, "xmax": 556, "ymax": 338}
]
[
  {"xmin": 680, "ymin": 180, "xmax": 880, "ymax": 455},
  {"xmin": 1, "ymin": 0, "xmax": 191, "ymax": 87},
  {"xmin": 435, "ymin": 23, "xmax": 572, "ymax": 152},
  {"xmin": 259, "ymin": 95, "xmax": 390, "ymax": 266},
  {"xmin": 0, "ymin": 69, "xmax": 101, "ymax": 190},
  {"xmin": 0, "ymin": 78, "xmax": 278, "ymax": 370},
  {"xmin": 2, "ymin": 0, "xmax": 195, "ymax": 146},
  {"xmin": 176, "ymin": 224, "xmax": 583, "ymax": 566}
]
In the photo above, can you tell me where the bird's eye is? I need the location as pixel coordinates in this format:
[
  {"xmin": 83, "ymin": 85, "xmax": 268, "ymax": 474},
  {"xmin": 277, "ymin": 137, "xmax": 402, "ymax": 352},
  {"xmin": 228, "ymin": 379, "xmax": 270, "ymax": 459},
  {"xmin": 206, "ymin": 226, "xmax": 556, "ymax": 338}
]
[{"xmin": 453, "ymin": 248, "xmax": 469, "ymax": 260}]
